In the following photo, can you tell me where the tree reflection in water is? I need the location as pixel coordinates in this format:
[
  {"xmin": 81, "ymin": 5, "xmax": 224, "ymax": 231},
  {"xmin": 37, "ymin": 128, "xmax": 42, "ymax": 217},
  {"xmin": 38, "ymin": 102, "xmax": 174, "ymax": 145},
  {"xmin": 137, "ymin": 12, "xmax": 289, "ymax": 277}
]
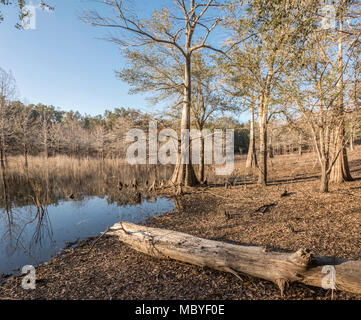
[{"xmin": 0, "ymin": 163, "xmax": 176, "ymax": 276}]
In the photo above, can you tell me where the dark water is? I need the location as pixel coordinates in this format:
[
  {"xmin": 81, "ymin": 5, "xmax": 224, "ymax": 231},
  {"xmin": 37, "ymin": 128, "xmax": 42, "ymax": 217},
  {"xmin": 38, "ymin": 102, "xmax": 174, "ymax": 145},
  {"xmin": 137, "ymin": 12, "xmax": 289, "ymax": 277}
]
[{"xmin": 0, "ymin": 195, "xmax": 174, "ymax": 276}]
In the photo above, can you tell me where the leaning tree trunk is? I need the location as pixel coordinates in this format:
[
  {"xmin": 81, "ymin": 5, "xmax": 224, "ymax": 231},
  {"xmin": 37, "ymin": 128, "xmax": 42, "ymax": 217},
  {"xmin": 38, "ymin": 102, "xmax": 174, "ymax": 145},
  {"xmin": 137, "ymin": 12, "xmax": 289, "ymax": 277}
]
[
  {"xmin": 246, "ymin": 104, "xmax": 258, "ymax": 169},
  {"xmin": 171, "ymin": 55, "xmax": 199, "ymax": 187},
  {"xmin": 107, "ymin": 222, "xmax": 361, "ymax": 296}
]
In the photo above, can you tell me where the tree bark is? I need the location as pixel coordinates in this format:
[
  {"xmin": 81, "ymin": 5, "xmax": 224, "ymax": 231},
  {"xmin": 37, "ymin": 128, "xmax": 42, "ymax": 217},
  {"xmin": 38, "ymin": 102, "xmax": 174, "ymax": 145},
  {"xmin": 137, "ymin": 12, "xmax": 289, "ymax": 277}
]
[
  {"xmin": 320, "ymin": 162, "xmax": 329, "ymax": 193},
  {"xmin": 23, "ymin": 143, "xmax": 28, "ymax": 169},
  {"xmin": 171, "ymin": 54, "xmax": 199, "ymax": 187},
  {"xmin": 246, "ymin": 104, "xmax": 258, "ymax": 169},
  {"xmin": 258, "ymin": 105, "xmax": 267, "ymax": 186},
  {"xmin": 43, "ymin": 116, "xmax": 49, "ymax": 159},
  {"xmin": 199, "ymin": 135, "xmax": 205, "ymax": 183},
  {"xmin": 350, "ymin": 125, "xmax": 354, "ymax": 151},
  {"xmin": 330, "ymin": 4, "xmax": 353, "ymax": 183},
  {"xmin": 257, "ymin": 75, "xmax": 271, "ymax": 186},
  {"xmin": 330, "ymin": 143, "xmax": 353, "ymax": 183},
  {"xmin": 108, "ymin": 222, "xmax": 361, "ymax": 296},
  {"xmin": 268, "ymin": 127, "xmax": 274, "ymax": 158}
]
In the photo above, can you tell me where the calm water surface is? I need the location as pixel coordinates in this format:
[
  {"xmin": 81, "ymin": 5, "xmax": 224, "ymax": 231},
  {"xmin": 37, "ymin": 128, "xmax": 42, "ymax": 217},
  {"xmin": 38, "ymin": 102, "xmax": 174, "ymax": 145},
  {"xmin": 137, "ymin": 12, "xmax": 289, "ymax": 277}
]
[{"xmin": 0, "ymin": 196, "xmax": 174, "ymax": 276}]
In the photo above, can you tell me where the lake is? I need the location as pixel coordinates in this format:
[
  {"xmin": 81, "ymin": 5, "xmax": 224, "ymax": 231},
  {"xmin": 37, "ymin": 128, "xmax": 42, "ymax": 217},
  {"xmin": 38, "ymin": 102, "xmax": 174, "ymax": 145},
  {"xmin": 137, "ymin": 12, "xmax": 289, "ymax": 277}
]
[{"xmin": 0, "ymin": 195, "xmax": 174, "ymax": 277}]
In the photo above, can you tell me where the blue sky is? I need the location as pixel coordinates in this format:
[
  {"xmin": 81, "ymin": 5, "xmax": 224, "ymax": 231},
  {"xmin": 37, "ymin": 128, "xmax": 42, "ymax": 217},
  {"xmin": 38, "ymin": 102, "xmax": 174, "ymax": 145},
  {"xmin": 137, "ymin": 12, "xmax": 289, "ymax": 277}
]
[
  {"xmin": 0, "ymin": 0, "xmax": 163, "ymax": 116},
  {"xmin": 1, "ymin": 0, "xmax": 248, "ymax": 122}
]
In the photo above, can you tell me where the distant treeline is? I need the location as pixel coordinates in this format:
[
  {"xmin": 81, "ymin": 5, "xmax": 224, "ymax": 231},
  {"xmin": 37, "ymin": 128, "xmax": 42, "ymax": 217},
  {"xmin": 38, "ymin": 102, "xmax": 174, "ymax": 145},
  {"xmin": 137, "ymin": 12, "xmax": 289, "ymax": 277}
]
[{"xmin": 1, "ymin": 102, "xmax": 250, "ymax": 163}]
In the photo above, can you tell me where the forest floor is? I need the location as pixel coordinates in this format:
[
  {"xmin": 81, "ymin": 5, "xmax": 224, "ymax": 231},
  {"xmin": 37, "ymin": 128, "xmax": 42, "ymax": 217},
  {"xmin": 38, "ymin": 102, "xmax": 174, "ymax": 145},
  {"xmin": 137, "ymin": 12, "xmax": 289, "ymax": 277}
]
[{"xmin": 0, "ymin": 149, "xmax": 361, "ymax": 300}]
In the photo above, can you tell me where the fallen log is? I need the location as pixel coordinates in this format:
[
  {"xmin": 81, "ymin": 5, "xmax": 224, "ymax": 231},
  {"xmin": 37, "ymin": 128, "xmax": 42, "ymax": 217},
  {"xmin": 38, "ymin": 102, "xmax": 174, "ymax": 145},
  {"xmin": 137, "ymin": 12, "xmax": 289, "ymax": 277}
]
[{"xmin": 107, "ymin": 222, "xmax": 361, "ymax": 296}]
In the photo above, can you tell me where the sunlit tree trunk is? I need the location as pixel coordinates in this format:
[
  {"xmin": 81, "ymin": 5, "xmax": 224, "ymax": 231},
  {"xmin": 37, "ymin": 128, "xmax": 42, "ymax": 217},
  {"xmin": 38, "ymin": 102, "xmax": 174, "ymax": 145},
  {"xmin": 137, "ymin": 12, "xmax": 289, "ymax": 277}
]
[
  {"xmin": 258, "ymin": 101, "xmax": 267, "ymax": 186},
  {"xmin": 268, "ymin": 127, "xmax": 274, "ymax": 158},
  {"xmin": 320, "ymin": 161, "xmax": 329, "ymax": 193},
  {"xmin": 330, "ymin": 2, "xmax": 353, "ymax": 183},
  {"xmin": 298, "ymin": 134, "xmax": 303, "ymax": 156},
  {"xmin": 171, "ymin": 54, "xmax": 199, "ymax": 186},
  {"xmin": 246, "ymin": 104, "xmax": 258, "ymax": 169},
  {"xmin": 257, "ymin": 75, "xmax": 271, "ymax": 186},
  {"xmin": 199, "ymin": 135, "xmax": 205, "ymax": 182},
  {"xmin": 350, "ymin": 124, "xmax": 354, "ymax": 151}
]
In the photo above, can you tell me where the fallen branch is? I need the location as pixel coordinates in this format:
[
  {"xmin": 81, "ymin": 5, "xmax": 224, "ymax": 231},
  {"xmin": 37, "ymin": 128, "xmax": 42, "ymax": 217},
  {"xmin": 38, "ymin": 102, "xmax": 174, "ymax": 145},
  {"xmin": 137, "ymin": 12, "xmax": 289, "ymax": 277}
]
[
  {"xmin": 255, "ymin": 202, "xmax": 277, "ymax": 213},
  {"xmin": 107, "ymin": 222, "xmax": 361, "ymax": 296}
]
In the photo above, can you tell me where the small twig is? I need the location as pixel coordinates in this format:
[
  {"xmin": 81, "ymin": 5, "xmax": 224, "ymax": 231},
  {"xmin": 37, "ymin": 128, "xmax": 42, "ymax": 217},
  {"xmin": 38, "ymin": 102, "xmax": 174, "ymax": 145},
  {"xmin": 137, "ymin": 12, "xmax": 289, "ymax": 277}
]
[
  {"xmin": 87, "ymin": 227, "xmax": 110, "ymax": 253},
  {"xmin": 204, "ymin": 190, "xmax": 230, "ymax": 200}
]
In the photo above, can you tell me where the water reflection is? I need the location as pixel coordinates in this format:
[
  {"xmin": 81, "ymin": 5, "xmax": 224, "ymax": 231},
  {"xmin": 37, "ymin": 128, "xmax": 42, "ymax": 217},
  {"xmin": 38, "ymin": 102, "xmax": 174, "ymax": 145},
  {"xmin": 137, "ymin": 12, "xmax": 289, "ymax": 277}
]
[
  {"xmin": 0, "ymin": 164, "xmax": 176, "ymax": 276},
  {"xmin": 0, "ymin": 195, "xmax": 174, "ymax": 276}
]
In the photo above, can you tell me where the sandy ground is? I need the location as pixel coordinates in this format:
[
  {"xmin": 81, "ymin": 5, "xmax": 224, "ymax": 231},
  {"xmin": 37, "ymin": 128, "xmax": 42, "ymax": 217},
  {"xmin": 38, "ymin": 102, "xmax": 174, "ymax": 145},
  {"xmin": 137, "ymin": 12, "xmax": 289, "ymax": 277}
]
[{"xmin": 0, "ymin": 150, "xmax": 360, "ymax": 300}]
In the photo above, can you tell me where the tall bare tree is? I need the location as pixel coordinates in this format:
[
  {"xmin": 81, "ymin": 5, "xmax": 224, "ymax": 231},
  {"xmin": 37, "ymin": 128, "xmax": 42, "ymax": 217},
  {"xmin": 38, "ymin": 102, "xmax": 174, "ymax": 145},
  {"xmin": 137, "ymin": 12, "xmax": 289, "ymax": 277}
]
[
  {"xmin": 286, "ymin": 30, "xmax": 353, "ymax": 192},
  {"xmin": 13, "ymin": 102, "xmax": 38, "ymax": 169},
  {"xmin": 82, "ymin": 0, "xmax": 225, "ymax": 186},
  {"xmin": 0, "ymin": 68, "xmax": 16, "ymax": 171}
]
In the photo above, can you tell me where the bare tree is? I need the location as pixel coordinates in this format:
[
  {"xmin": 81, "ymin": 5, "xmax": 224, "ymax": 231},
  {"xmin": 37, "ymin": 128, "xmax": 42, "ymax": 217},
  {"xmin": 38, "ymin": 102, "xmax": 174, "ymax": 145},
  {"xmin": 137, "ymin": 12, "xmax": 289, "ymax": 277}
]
[
  {"xmin": 287, "ymin": 31, "xmax": 354, "ymax": 192},
  {"xmin": 0, "ymin": 68, "xmax": 16, "ymax": 171},
  {"xmin": 14, "ymin": 102, "xmax": 38, "ymax": 169},
  {"xmin": 82, "ymin": 0, "xmax": 225, "ymax": 186},
  {"xmin": 92, "ymin": 124, "xmax": 109, "ymax": 161},
  {"xmin": 41, "ymin": 110, "xmax": 50, "ymax": 159}
]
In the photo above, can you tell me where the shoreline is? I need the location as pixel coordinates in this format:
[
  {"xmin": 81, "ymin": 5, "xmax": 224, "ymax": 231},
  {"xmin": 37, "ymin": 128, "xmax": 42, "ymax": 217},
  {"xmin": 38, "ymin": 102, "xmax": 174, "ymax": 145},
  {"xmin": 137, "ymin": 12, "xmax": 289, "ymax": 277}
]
[{"xmin": 1, "ymin": 181, "xmax": 360, "ymax": 300}]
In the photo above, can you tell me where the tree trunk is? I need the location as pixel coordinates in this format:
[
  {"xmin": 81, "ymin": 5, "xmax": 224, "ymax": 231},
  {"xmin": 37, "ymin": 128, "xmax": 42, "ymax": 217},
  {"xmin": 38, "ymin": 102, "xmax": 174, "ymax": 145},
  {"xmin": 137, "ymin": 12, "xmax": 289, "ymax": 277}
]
[
  {"xmin": 350, "ymin": 125, "xmax": 354, "ymax": 151},
  {"xmin": 298, "ymin": 135, "xmax": 303, "ymax": 156},
  {"xmin": 320, "ymin": 162, "xmax": 329, "ymax": 193},
  {"xmin": 330, "ymin": 142, "xmax": 353, "ymax": 183},
  {"xmin": 330, "ymin": 5, "xmax": 353, "ymax": 183},
  {"xmin": 199, "ymin": 135, "xmax": 205, "ymax": 183},
  {"xmin": 43, "ymin": 118, "xmax": 49, "ymax": 159},
  {"xmin": 257, "ymin": 76, "xmax": 271, "ymax": 186},
  {"xmin": 268, "ymin": 128, "xmax": 274, "ymax": 158},
  {"xmin": 0, "ymin": 146, "xmax": 6, "ymax": 174},
  {"xmin": 171, "ymin": 55, "xmax": 199, "ymax": 187},
  {"xmin": 24, "ymin": 143, "xmax": 28, "ymax": 169},
  {"xmin": 108, "ymin": 222, "xmax": 361, "ymax": 296},
  {"xmin": 0, "ymin": 130, "xmax": 7, "ymax": 171},
  {"xmin": 258, "ymin": 105, "xmax": 267, "ymax": 186},
  {"xmin": 246, "ymin": 104, "xmax": 258, "ymax": 169}
]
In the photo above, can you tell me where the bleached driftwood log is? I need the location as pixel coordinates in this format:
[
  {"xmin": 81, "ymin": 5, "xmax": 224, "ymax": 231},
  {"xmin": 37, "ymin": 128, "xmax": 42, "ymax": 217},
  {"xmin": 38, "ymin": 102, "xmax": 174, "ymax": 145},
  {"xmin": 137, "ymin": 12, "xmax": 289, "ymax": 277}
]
[{"xmin": 107, "ymin": 222, "xmax": 361, "ymax": 296}]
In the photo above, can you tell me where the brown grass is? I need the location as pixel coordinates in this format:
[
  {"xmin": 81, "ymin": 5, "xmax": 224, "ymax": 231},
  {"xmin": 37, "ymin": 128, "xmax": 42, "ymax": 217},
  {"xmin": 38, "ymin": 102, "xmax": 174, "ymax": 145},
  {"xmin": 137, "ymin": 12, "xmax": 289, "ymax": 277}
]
[{"xmin": 0, "ymin": 148, "xmax": 361, "ymax": 299}]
